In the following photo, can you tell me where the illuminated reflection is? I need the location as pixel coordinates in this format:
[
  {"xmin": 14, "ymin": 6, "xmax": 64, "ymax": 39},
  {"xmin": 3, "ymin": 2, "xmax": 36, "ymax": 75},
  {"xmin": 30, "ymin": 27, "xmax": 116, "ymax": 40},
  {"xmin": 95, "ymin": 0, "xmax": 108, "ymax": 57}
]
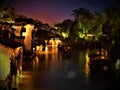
[
  {"xmin": 35, "ymin": 39, "xmax": 59, "ymax": 70},
  {"xmin": 17, "ymin": 71, "xmax": 35, "ymax": 90},
  {"xmin": 85, "ymin": 50, "xmax": 90, "ymax": 81},
  {"xmin": 36, "ymin": 39, "xmax": 60, "ymax": 54},
  {"xmin": 101, "ymin": 48, "xmax": 108, "ymax": 59},
  {"xmin": 85, "ymin": 48, "xmax": 108, "ymax": 81},
  {"xmin": 50, "ymin": 42, "xmax": 58, "ymax": 70},
  {"xmin": 37, "ymin": 40, "xmax": 59, "ymax": 71},
  {"xmin": 32, "ymin": 56, "xmax": 39, "ymax": 70},
  {"xmin": 77, "ymin": 51, "xmax": 90, "ymax": 82},
  {"xmin": 45, "ymin": 46, "xmax": 48, "ymax": 53},
  {"xmin": 87, "ymin": 48, "xmax": 108, "ymax": 59}
]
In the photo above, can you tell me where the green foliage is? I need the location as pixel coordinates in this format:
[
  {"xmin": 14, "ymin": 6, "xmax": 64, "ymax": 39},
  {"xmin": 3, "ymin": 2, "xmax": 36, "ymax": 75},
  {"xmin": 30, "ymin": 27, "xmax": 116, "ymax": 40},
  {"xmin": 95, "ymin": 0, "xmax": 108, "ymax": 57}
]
[
  {"xmin": 71, "ymin": 6, "xmax": 120, "ymax": 43},
  {"xmin": 103, "ymin": 6, "xmax": 120, "ymax": 43},
  {"xmin": 55, "ymin": 6, "xmax": 120, "ymax": 44},
  {"xmin": 55, "ymin": 19, "xmax": 73, "ymax": 38},
  {"xmin": 72, "ymin": 8, "xmax": 98, "ymax": 40}
]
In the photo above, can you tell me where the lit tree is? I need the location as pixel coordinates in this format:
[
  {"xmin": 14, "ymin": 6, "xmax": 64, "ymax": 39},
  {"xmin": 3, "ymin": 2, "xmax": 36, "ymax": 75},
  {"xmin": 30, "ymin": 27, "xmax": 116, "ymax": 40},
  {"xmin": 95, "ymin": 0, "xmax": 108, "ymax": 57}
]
[
  {"xmin": 55, "ymin": 19, "xmax": 73, "ymax": 39},
  {"xmin": 61, "ymin": 19, "xmax": 73, "ymax": 38},
  {"xmin": 70, "ymin": 20, "xmax": 82, "ymax": 41},
  {"xmin": 72, "ymin": 8, "xmax": 95, "ymax": 40},
  {"xmin": 71, "ymin": 7, "xmax": 111, "ymax": 41}
]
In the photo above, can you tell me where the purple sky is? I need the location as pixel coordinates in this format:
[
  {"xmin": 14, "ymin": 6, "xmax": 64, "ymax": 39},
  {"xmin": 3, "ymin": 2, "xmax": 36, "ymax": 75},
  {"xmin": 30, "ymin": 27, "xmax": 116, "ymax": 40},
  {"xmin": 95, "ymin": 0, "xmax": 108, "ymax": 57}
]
[{"xmin": 1, "ymin": 0, "xmax": 119, "ymax": 25}]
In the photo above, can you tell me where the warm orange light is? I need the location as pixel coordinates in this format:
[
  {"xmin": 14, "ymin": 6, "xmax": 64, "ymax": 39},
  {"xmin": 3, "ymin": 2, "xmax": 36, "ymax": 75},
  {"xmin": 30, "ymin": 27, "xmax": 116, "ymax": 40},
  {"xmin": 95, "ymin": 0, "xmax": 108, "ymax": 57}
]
[
  {"xmin": 24, "ymin": 24, "xmax": 34, "ymax": 51},
  {"xmin": 36, "ymin": 45, "xmax": 43, "ymax": 52},
  {"xmin": 22, "ymin": 32, "xmax": 26, "ymax": 37},
  {"xmin": 85, "ymin": 51, "xmax": 90, "ymax": 80},
  {"xmin": 45, "ymin": 46, "xmax": 48, "ymax": 52},
  {"xmin": 87, "ymin": 34, "xmax": 94, "ymax": 37}
]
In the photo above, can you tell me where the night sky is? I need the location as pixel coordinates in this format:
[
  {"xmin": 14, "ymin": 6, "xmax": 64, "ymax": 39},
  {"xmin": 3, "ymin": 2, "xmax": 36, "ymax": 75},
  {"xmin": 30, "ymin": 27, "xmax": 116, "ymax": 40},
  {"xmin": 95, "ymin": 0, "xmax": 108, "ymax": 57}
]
[{"xmin": 1, "ymin": 0, "xmax": 120, "ymax": 25}]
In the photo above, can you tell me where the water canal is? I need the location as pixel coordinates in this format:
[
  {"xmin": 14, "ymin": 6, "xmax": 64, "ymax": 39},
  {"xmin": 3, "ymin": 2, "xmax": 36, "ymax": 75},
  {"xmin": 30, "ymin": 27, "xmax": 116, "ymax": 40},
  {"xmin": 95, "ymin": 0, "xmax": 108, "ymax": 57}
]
[{"xmin": 15, "ymin": 45, "xmax": 120, "ymax": 90}]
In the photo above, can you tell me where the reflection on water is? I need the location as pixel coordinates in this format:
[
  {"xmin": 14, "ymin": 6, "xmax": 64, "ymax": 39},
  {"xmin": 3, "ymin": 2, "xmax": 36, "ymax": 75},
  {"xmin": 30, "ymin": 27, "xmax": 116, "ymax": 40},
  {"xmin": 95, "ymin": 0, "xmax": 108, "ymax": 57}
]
[
  {"xmin": 19, "ymin": 45, "xmax": 120, "ymax": 90},
  {"xmin": 32, "ymin": 56, "xmax": 39, "ymax": 70},
  {"xmin": 35, "ymin": 46, "xmax": 92, "ymax": 82},
  {"xmin": 85, "ymin": 48, "xmax": 108, "ymax": 79},
  {"xmin": 25, "ymin": 46, "xmax": 110, "ymax": 81},
  {"xmin": 85, "ymin": 51, "xmax": 90, "ymax": 81}
]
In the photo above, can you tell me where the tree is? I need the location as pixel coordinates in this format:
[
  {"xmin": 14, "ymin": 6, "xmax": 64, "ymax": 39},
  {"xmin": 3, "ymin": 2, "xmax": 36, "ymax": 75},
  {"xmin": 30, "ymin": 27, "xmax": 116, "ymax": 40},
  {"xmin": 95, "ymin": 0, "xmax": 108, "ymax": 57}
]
[
  {"xmin": 0, "ymin": 4, "xmax": 27, "ymax": 22},
  {"xmin": 61, "ymin": 19, "xmax": 73, "ymax": 38},
  {"xmin": 0, "ymin": 4, "xmax": 15, "ymax": 20},
  {"xmin": 88, "ymin": 12, "xmax": 103, "ymax": 40},
  {"xmin": 34, "ymin": 19, "xmax": 43, "ymax": 30},
  {"xmin": 55, "ymin": 19, "xmax": 73, "ymax": 39},
  {"xmin": 72, "ymin": 8, "xmax": 95, "ymax": 40},
  {"xmin": 102, "ymin": 6, "xmax": 120, "ymax": 43}
]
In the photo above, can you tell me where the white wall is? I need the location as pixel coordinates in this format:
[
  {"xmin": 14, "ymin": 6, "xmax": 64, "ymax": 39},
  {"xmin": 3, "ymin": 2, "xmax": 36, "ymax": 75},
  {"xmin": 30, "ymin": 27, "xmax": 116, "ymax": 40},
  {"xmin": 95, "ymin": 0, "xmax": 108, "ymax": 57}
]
[
  {"xmin": 24, "ymin": 24, "xmax": 34, "ymax": 51},
  {"xmin": 12, "ymin": 24, "xmax": 34, "ymax": 51}
]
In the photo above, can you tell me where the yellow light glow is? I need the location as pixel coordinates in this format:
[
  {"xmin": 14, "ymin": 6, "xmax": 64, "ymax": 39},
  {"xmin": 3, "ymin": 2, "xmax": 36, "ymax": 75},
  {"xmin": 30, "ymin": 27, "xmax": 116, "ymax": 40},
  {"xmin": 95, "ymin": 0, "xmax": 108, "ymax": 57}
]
[
  {"xmin": 45, "ymin": 40, "xmax": 47, "ymax": 45},
  {"xmin": 24, "ymin": 24, "xmax": 34, "ymax": 51},
  {"xmin": 45, "ymin": 46, "xmax": 48, "ymax": 52},
  {"xmin": 24, "ymin": 24, "xmax": 32, "ymax": 37},
  {"xmin": 49, "ymin": 38, "xmax": 61, "ymax": 48},
  {"xmin": 45, "ymin": 54, "xmax": 48, "ymax": 69},
  {"xmin": 62, "ymin": 32, "xmax": 68, "ymax": 38},
  {"xmin": 87, "ymin": 34, "xmax": 94, "ymax": 37},
  {"xmin": 22, "ymin": 32, "xmax": 26, "ymax": 37},
  {"xmin": 36, "ymin": 45, "xmax": 43, "ymax": 52},
  {"xmin": 79, "ymin": 32, "xmax": 85, "ymax": 38},
  {"xmin": 32, "ymin": 56, "xmax": 39, "ymax": 70},
  {"xmin": 55, "ymin": 39, "xmax": 61, "ymax": 45},
  {"xmin": 85, "ymin": 51, "xmax": 90, "ymax": 80}
]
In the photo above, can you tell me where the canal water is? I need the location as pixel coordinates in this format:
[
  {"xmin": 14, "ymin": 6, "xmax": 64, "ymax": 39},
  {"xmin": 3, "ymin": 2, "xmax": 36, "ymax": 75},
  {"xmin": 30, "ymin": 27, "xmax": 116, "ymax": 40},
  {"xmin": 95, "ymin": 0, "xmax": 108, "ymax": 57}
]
[{"xmin": 15, "ymin": 45, "xmax": 120, "ymax": 90}]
